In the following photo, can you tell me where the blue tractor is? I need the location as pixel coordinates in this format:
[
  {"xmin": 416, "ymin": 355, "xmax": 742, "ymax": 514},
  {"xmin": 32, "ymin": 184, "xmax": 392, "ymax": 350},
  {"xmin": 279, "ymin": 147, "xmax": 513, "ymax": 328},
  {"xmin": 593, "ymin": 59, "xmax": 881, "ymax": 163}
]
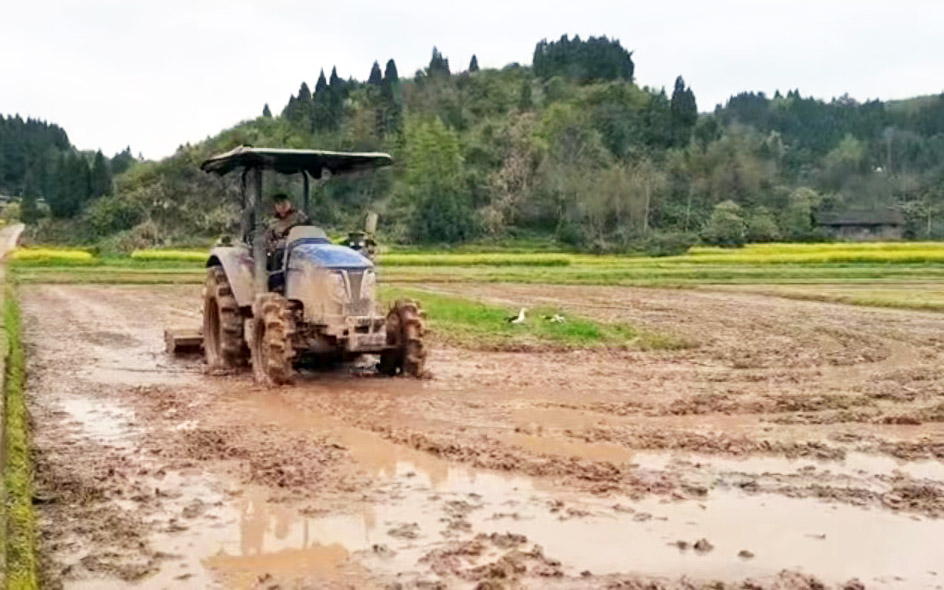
[{"xmin": 181, "ymin": 146, "xmax": 426, "ymax": 385}]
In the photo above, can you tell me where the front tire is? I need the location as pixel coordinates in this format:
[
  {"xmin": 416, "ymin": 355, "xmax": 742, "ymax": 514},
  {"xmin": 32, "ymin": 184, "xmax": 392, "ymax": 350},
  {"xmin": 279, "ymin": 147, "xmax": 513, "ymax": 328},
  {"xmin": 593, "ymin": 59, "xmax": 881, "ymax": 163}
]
[
  {"xmin": 251, "ymin": 293, "xmax": 296, "ymax": 385},
  {"xmin": 203, "ymin": 266, "xmax": 247, "ymax": 368},
  {"xmin": 379, "ymin": 299, "xmax": 427, "ymax": 377}
]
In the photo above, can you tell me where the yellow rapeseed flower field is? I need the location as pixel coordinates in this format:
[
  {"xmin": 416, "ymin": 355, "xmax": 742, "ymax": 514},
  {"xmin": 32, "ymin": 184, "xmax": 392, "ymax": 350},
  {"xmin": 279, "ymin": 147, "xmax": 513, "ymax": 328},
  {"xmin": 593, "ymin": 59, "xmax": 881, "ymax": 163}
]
[{"xmin": 9, "ymin": 248, "xmax": 95, "ymax": 263}]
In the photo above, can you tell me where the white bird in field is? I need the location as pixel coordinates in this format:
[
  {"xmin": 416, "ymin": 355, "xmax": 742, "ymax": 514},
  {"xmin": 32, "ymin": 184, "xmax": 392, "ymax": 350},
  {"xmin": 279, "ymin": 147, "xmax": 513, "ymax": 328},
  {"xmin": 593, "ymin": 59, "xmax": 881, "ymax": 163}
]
[
  {"xmin": 544, "ymin": 313, "xmax": 566, "ymax": 324},
  {"xmin": 506, "ymin": 308, "xmax": 527, "ymax": 325}
]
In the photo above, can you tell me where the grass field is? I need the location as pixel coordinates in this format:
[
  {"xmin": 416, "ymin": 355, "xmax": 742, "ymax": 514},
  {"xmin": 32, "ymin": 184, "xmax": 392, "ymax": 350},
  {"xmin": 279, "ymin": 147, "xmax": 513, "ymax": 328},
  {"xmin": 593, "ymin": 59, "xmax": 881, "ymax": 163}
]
[
  {"xmin": 381, "ymin": 286, "xmax": 682, "ymax": 350},
  {"xmin": 1, "ymin": 286, "xmax": 40, "ymax": 590}
]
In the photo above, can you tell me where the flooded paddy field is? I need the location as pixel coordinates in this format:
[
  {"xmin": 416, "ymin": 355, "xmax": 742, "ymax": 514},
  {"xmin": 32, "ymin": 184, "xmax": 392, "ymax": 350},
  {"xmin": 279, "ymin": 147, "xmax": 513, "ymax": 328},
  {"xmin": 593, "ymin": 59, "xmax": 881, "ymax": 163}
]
[{"xmin": 22, "ymin": 284, "xmax": 944, "ymax": 589}]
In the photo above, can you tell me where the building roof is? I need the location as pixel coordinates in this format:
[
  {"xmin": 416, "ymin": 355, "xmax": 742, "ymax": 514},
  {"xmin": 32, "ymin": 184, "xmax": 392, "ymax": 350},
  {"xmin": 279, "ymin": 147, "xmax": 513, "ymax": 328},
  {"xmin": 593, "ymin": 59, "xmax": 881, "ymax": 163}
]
[
  {"xmin": 816, "ymin": 209, "xmax": 903, "ymax": 226},
  {"xmin": 200, "ymin": 146, "xmax": 393, "ymax": 178}
]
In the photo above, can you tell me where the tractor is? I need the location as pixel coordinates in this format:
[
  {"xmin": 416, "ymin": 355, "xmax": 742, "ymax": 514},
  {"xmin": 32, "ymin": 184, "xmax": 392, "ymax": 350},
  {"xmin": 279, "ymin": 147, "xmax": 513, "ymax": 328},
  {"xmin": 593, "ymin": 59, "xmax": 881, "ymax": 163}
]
[{"xmin": 167, "ymin": 146, "xmax": 426, "ymax": 385}]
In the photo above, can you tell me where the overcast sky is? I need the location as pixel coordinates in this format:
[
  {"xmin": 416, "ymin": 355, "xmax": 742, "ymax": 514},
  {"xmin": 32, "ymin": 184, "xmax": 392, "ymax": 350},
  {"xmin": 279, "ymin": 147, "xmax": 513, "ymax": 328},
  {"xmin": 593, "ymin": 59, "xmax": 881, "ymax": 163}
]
[{"xmin": 2, "ymin": 0, "xmax": 942, "ymax": 159}]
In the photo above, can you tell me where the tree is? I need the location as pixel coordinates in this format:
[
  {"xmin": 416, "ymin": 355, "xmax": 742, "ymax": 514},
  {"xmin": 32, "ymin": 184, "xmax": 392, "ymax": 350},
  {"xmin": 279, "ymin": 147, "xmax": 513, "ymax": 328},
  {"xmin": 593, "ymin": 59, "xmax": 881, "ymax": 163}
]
[
  {"xmin": 315, "ymin": 69, "xmax": 328, "ymax": 93},
  {"xmin": 20, "ymin": 192, "xmax": 40, "ymax": 223},
  {"xmin": 693, "ymin": 117, "xmax": 720, "ymax": 150},
  {"xmin": 702, "ymin": 200, "xmax": 747, "ymax": 246},
  {"xmin": 111, "ymin": 147, "xmax": 135, "ymax": 174},
  {"xmin": 670, "ymin": 76, "xmax": 698, "ymax": 147},
  {"xmin": 297, "ymin": 82, "xmax": 312, "ymax": 104},
  {"xmin": 378, "ymin": 59, "xmax": 403, "ymax": 134},
  {"xmin": 428, "ymin": 47, "xmax": 451, "ymax": 78},
  {"xmin": 47, "ymin": 151, "xmax": 90, "ymax": 218},
  {"xmin": 403, "ymin": 118, "xmax": 476, "ymax": 242},
  {"xmin": 368, "ymin": 61, "xmax": 382, "ymax": 86},
  {"xmin": 469, "ymin": 54, "xmax": 479, "ymax": 73},
  {"xmin": 518, "ymin": 79, "xmax": 533, "ymax": 111},
  {"xmin": 89, "ymin": 150, "xmax": 112, "ymax": 198},
  {"xmin": 632, "ymin": 158, "xmax": 667, "ymax": 234},
  {"xmin": 21, "ymin": 169, "xmax": 41, "ymax": 223},
  {"xmin": 782, "ymin": 187, "xmax": 819, "ymax": 240},
  {"xmin": 532, "ymin": 35, "xmax": 634, "ymax": 82},
  {"xmin": 262, "ymin": 103, "xmax": 272, "ymax": 118},
  {"xmin": 383, "ymin": 59, "xmax": 399, "ymax": 85},
  {"xmin": 747, "ymin": 206, "xmax": 780, "ymax": 242},
  {"xmin": 329, "ymin": 66, "xmax": 342, "ymax": 89}
]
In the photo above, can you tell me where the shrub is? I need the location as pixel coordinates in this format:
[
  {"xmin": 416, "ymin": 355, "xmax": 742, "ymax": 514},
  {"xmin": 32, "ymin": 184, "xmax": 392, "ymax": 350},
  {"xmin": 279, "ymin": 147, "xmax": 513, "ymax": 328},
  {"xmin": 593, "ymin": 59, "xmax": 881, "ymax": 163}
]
[
  {"xmin": 747, "ymin": 206, "xmax": 781, "ymax": 242},
  {"xmin": 639, "ymin": 232, "xmax": 696, "ymax": 257},
  {"xmin": 701, "ymin": 200, "xmax": 747, "ymax": 247}
]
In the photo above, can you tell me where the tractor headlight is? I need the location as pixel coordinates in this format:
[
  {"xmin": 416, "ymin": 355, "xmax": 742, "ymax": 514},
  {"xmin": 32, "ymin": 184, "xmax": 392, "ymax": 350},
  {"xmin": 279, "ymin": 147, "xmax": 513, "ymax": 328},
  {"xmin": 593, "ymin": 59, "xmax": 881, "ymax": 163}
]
[
  {"xmin": 329, "ymin": 271, "xmax": 348, "ymax": 301},
  {"xmin": 360, "ymin": 271, "xmax": 376, "ymax": 301}
]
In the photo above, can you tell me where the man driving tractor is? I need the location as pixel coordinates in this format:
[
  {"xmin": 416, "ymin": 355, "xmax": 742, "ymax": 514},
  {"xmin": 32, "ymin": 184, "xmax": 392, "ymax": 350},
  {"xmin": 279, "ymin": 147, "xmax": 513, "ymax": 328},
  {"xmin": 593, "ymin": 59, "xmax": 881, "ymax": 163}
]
[{"xmin": 265, "ymin": 193, "xmax": 309, "ymax": 252}]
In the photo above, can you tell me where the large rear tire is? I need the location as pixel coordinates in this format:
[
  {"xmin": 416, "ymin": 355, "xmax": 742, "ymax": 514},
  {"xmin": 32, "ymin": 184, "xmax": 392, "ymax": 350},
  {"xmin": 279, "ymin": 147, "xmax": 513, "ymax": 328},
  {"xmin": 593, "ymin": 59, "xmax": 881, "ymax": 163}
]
[
  {"xmin": 379, "ymin": 299, "xmax": 427, "ymax": 378},
  {"xmin": 203, "ymin": 266, "xmax": 247, "ymax": 368},
  {"xmin": 251, "ymin": 293, "xmax": 296, "ymax": 386}
]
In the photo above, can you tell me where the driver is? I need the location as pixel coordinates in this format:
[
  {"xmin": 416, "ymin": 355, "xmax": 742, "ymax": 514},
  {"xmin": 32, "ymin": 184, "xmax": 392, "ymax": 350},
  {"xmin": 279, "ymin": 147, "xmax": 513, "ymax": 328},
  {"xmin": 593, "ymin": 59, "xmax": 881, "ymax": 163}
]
[{"xmin": 265, "ymin": 193, "xmax": 309, "ymax": 252}]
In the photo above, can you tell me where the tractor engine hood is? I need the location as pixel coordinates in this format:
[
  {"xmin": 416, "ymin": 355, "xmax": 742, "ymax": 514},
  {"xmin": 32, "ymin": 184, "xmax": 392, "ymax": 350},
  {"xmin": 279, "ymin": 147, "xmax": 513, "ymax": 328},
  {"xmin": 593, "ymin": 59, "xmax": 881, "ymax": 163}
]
[{"xmin": 287, "ymin": 243, "xmax": 373, "ymax": 270}]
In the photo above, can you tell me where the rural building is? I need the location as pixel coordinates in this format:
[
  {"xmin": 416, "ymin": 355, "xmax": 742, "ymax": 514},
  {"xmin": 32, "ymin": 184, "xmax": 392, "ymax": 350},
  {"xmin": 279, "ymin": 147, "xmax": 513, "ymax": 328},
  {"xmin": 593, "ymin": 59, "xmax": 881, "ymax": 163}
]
[{"xmin": 815, "ymin": 209, "xmax": 904, "ymax": 240}]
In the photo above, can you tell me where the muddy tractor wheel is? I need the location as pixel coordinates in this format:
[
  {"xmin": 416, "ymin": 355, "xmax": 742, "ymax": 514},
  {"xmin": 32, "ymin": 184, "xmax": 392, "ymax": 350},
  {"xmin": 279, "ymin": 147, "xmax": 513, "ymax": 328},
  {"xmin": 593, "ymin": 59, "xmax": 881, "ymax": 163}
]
[
  {"xmin": 379, "ymin": 299, "xmax": 427, "ymax": 377},
  {"xmin": 203, "ymin": 266, "xmax": 248, "ymax": 368},
  {"xmin": 251, "ymin": 293, "xmax": 297, "ymax": 386}
]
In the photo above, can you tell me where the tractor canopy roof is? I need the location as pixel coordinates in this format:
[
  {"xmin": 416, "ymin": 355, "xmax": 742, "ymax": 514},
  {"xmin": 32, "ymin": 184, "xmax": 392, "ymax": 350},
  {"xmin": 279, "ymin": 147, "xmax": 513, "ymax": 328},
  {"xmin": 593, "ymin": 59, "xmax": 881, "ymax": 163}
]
[{"xmin": 200, "ymin": 146, "xmax": 393, "ymax": 178}]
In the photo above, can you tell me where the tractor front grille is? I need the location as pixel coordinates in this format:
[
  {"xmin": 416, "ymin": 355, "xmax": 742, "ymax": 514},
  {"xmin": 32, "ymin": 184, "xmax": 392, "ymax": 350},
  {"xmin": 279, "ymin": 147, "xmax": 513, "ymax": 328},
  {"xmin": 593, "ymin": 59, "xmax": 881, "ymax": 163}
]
[{"xmin": 346, "ymin": 270, "xmax": 372, "ymax": 316}]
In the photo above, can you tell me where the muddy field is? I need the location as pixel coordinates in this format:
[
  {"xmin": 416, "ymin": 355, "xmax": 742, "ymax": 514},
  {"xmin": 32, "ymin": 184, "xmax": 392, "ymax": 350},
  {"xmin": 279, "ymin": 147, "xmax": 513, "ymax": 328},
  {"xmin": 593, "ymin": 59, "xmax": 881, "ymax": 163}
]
[{"xmin": 22, "ymin": 283, "xmax": 944, "ymax": 589}]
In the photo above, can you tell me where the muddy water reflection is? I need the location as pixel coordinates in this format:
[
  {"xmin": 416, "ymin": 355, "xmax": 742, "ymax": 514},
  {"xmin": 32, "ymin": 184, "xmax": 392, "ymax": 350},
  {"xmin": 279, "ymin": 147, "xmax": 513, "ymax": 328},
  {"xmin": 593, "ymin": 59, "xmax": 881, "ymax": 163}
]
[
  {"xmin": 59, "ymin": 397, "xmax": 136, "ymax": 448},
  {"xmin": 205, "ymin": 491, "xmax": 357, "ymax": 585},
  {"xmin": 199, "ymin": 457, "xmax": 941, "ymax": 588},
  {"xmin": 201, "ymin": 391, "xmax": 944, "ymax": 587}
]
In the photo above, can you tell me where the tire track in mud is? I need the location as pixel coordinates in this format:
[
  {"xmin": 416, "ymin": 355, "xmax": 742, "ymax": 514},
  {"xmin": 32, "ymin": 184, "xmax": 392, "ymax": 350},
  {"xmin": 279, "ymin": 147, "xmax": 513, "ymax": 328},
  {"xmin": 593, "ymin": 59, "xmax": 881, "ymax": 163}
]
[{"xmin": 21, "ymin": 284, "xmax": 944, "ymax": 589}]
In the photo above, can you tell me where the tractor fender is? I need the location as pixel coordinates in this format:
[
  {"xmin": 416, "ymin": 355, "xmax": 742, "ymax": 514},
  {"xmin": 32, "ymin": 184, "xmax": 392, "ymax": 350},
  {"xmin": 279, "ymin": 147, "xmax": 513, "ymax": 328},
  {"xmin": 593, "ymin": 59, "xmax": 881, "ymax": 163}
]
[{"xmin": 206, "ymin": 246, "xmax": 255, "ymax": 308}]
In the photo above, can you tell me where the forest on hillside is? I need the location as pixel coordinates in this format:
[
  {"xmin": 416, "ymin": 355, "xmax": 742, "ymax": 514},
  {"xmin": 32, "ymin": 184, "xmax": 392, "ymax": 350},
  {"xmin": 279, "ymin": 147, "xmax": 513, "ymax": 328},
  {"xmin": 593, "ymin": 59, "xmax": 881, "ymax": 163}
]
[{"xmin": 5, "ymin": 34, "xmax": 944, "ymax": 252}]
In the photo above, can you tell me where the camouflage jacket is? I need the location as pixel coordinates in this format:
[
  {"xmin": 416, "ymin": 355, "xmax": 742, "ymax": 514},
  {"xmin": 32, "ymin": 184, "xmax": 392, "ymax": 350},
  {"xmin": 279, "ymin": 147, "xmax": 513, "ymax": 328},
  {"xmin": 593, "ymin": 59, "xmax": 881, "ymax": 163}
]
[{"xmin": 265, "ymin": 209, "xmax": 309, "ymax": 250}]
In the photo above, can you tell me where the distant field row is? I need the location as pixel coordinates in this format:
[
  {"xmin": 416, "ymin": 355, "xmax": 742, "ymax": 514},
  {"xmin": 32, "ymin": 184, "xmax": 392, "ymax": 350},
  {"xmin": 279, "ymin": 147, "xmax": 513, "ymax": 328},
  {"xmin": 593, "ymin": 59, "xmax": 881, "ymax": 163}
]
[
  {"xmin": 11, "ymin": 243, "xmax": 944, "ymax": 313},
  {"xmin": 14, "ymin": 241, "xmax": 944, "ymax": 267}
]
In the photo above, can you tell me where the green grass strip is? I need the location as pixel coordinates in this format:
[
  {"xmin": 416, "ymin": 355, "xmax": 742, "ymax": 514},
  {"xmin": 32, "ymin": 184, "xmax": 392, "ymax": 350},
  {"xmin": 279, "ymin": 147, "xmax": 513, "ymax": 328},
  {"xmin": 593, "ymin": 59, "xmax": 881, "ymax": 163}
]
[
  {"xmin": 1, "ymin": 284, "xmax": 39, "ymax": 590},
  {"xmin": 378, "ymin": 253, "xmax": 572, "ymax": 267},
  {"xmin": 381, "ymin": 286, "xmax": 685, "ymax": 351}
]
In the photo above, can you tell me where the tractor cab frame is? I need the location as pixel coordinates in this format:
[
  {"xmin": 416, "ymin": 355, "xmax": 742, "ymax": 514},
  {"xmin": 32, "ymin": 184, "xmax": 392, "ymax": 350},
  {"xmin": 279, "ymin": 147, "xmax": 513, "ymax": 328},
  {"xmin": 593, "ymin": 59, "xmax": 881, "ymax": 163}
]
[{"xmin": 168, "ymin": 146, "xmax": 427, "ymax": 385}]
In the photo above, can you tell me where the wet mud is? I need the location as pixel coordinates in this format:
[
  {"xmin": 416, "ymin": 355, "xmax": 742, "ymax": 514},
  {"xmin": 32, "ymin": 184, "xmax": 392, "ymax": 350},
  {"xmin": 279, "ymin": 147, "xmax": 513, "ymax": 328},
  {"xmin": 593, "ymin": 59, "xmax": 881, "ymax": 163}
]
[{"xmin": 21, "ymin": 284, "xmax": 944, "ymax": 589}]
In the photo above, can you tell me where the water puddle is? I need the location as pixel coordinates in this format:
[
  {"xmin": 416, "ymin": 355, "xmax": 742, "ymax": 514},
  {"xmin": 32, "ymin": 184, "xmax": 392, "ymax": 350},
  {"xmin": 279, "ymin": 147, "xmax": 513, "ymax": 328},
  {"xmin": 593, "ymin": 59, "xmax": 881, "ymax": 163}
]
[
  {"xmin": 59, "ymin": 397, "xmax": 137, "ymax": 449},
  {"xmin": 138, "ymin": 391, "xmax": 943, "ymax": 588},
  {"xmin": 179, "ymin": 456, "xmax": 941, "ymax": 588},
  {"xmin": 502, "ymin": 428, "xmax": 944, "ymax": 482}
]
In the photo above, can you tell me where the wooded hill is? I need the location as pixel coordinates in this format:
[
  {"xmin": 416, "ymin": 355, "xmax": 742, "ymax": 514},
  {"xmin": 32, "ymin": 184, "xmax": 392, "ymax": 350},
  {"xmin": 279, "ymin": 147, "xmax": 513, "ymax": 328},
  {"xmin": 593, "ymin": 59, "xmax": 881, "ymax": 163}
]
[{"xmin": 13, "ymin": 35, "xmax": 944, "ymax": 252}]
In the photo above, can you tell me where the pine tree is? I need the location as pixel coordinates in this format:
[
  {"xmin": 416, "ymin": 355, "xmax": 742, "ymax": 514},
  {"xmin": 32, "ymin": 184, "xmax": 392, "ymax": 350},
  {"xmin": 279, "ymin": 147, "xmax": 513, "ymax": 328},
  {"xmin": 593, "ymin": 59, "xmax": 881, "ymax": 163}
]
[
  {"xmin": 111, "ymin": 147, "xmax": 134, "ymax": 174},
  {"xmin": 297, "ymin": 82, "xmax": 312, "ymax": 104},
  {"xmin": 383, "ymin": 59, "xmax": 399, "ymax": 85},
  {"xmin": 47, "ymin": 152, "xmax": 90, "ymax": 218},
  {"xmin": 378, "ymin": 59, "xmax": 403, "ymax": 135},
  {"xmin": 262, "ymin": 104, "xmax": 272, "ymax": 118},
  {"xmin": 20, "ymin": 192, "xmax": 40, "ymax": 223},
  {"xmin": 90, "ymin": 150, "xmax": 112, "ymax": 198},
  {"xmin": 329, "ymin": 66, "xmax": 342, "ymax": 89},
  {"xmin": 670, "ymin": 76, "xmax": 698, "ymax": 147},
  {"xmin": 428, "ymin": 47, "xmax": 450, "ymax": 78},
  {"xmin": 281, "ymin": 94, "xmax": 297, "ymax": 119},
  {"xmin": 21, "ymin": 168, "xmax": 41, "ymax": 223},
  {"xmin": 368, "ymin": 61, "xmax": 382, "ymax": 86},
  {"xmin": 315, "ymin": 69, "xmax": 328, "ymax": 93},
  {"xmin": 469, "ymin": 54, "xmax": 479, "ymax": 73}
]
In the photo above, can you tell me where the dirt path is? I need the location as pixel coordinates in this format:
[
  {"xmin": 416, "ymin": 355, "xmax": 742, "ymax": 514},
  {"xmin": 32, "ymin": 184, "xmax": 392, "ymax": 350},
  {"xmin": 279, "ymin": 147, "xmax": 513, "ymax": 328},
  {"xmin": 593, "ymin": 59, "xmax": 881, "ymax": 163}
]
[{"xmin": 22, "ymin": 283, "xmax": 944, "ymax": 589}]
